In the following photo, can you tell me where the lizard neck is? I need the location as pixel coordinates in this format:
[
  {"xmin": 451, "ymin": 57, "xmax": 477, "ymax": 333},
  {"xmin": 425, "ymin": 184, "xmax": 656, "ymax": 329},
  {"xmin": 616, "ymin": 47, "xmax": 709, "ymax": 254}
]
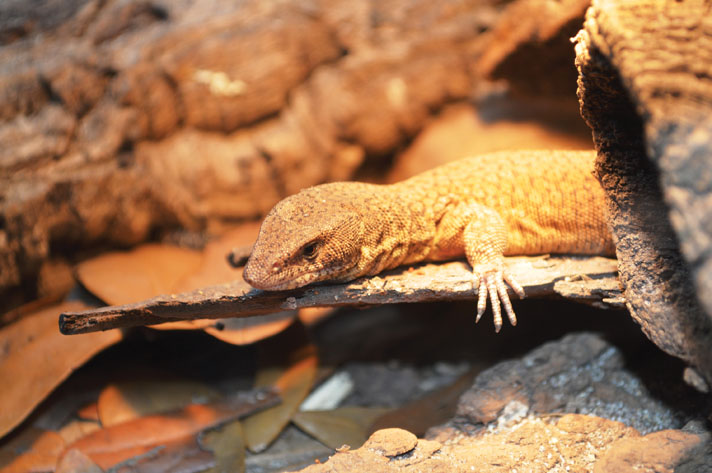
[{"xmin": 351, "ymin": 184, "xmax": 437, "ymax": 277}]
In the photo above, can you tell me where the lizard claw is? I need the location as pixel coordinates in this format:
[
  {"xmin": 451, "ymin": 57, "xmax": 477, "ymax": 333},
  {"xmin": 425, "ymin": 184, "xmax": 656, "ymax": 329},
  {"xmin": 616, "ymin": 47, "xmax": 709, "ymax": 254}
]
[{"xmin": 473, "ymin": 267, "xmax": 526, "ymax": 332}]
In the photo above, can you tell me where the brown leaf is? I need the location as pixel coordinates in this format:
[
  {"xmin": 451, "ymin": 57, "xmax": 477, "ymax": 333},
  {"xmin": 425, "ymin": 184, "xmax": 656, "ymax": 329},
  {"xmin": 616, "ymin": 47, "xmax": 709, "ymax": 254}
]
[
  {"xmin": 97, "ymin": 380, "xmax": 220, "ymax": 427},
  {"xmin": 203, "ymin": 312, "xmax": 296, "ymax": 346},
  {"xmin": 172, "ymin": 223, "xmax": 261, "ymax": 293},
  {"xmin": 55, "ymin": 448, "xmax": 103, "ymax": 473},
  {"xmin": 292, "ymin": 407, "xmax": 391, "ymax": 450},
  {"xmin": 76, "ymin": 244, "xmax": 203, "ymax": 305},
  {"xmin": 105, "ymin": 436, "xmax": 214, "ymax": 473},
  {"xmin": 77, "ymin": 403, "xmax": 100, "ymax": 423},
  {"xmin": 58, "ymin": 420, "xmax": 101, "ymax": 446},
  {"xmin": 242, "ymin": 322, "xmax": 318, "ymax": 452},
  {"xmin": 368, "ymin": 369, "xmax": 478, "ymax": 436},
  {"xmin": 0, "ymin": 428, "xmax": 65, "ymax": 473},
  {"xmin": 0, "ymin": 302, "xmax": 122, "ymax": 438},
  {"xmin": 144, "ymin": 319, "xmax": 217, "ymax": 331},
  {"xmin": 298, "ymin": 307, "xmax": 335, "ymax": 326},
  {"xmin": 0, "ymin": 293, "xmax": 66, "ymax": 327},
  {"xmin": 64, "ymin": 388, "xmax": 278, "ymax": 470},
  {"xmin": 199, "ymin": 420, "xmax": 246, "ymax": 473}
]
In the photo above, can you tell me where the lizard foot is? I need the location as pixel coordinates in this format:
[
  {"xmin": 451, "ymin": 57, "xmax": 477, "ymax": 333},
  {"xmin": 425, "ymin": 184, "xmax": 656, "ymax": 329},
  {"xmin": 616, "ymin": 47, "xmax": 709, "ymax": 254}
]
[{"xmin": 473, "ymin": 266, "xmax": 526, "ymax": 332}]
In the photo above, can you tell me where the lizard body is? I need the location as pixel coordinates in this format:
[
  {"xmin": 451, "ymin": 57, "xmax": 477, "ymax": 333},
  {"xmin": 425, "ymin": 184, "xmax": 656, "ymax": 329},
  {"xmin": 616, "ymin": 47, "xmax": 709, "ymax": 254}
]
[{"xmin": 243, "ymin": 150, "xmax": 614, "ymax": 331}]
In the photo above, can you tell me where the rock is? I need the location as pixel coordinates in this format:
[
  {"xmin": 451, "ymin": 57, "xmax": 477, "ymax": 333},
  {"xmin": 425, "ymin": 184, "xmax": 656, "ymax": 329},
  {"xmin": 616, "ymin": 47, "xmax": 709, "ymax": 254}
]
[
  {"xmin": 574, "ymin": 0, "xmax": 712, "ymax": 383},
  {"xmin": 450, "ymin": 333, "xmax": 710, "ymax": 434},
  {"xmin": 298, "ymin": 429, "xmax": 449, "ymax": 472},
  {"xmin": 595, "ymin": 429, "xmax": 711, "ymax": 473},
  {"xmin": 292, "ymin": 332, "xmax": 712, "ymax": 473},
  {"xmin": 362, "ymin": 428, "xmax": 418, "ymax": 457},
  {"xmin": 296, "ymin": 413, "xmax": 709, "ymax": 472}
]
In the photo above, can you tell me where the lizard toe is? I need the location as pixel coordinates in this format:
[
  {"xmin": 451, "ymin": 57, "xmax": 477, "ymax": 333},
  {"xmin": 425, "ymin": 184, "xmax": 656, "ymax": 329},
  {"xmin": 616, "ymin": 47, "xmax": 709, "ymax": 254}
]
[
  {"xmin": 486, "ymin": 275, "xmax": 503, "ymax": 332},
  {"xmin": 503, "ymin": 270, "xmax": 526, "ymax": 299},
  {"xmin": 475, "ymin": 276, "xmax": 487, "ymax": 323},
  {"xmin": 495, "ymin": 271, "xmax": 517, "ymax": 327},
  {"xmin": 473, "ymin": 266, "xmax": 524, "ymax": 331}
]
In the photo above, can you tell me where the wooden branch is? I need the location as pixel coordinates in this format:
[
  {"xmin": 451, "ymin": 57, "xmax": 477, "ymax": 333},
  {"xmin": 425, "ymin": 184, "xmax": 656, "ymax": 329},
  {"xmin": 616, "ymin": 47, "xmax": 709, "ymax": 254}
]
[{"xmin": 60, "ymin": 255, "xmax": 621, "ymax": 335}]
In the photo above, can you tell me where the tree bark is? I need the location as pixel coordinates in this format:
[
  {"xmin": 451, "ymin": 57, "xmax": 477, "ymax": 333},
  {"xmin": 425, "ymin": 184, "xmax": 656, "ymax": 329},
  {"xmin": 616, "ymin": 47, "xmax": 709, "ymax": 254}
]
[{"xmin": 575, "ymin": 0, "xmax": 712, "ymax": 383}]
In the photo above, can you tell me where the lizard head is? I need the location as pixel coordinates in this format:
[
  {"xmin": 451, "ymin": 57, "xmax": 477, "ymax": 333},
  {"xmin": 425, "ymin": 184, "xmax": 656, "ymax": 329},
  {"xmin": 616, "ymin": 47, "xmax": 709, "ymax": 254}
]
[{"xmin": 243, "ymin": 183, "xmax": 367, "ymax": 291}]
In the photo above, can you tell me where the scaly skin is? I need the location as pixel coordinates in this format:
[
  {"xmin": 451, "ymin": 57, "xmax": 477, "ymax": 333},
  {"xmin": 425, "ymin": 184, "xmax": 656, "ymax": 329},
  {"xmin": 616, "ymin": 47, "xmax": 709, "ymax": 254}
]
[{"xmin": 243, "ymin": 150, "xmax": 614, "ymax": 331}]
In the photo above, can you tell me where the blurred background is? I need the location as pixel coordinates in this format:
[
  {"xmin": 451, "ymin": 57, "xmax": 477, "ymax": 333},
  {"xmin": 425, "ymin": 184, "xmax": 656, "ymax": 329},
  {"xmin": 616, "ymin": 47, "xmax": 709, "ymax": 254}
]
[{"xmin": 0, "ymin": 0, "xmax": 594, "ymax": 312}]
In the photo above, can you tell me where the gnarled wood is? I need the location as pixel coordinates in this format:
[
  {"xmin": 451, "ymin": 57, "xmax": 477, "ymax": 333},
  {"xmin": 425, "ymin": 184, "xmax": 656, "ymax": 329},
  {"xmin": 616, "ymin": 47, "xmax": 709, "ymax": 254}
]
[
  {"xmin": 60, "ymin": 255, "xmax": 620, "ymax": 335},
  {"xmin": 575, "ymin": 0, "xmax": 712, "ymax": 383}
]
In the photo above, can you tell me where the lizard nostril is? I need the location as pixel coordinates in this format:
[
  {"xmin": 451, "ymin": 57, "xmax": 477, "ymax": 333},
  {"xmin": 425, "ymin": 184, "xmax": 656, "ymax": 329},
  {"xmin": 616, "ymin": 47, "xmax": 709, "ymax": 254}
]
[{"xmin": 272, "ymin": 263, "xmax": 280, "ymax": 273}]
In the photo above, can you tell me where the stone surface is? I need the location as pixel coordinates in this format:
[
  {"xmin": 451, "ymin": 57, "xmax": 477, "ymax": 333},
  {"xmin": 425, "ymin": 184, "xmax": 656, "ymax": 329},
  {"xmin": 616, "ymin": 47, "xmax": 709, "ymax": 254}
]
[
  {"xmin": 362, "ymin": 428, "xmax": 418, "ymax": 457},
  {"xmin": 450, "ymin": 333, "xmax": 711, "ymax": 435},
  {"xmin": 296, "ymin": 411, "xmax": 711, "ymax": 472},
  {"xmin": 594, "ymin": 429, "xmax": 711, "ymax": 473},
  {"xmin": 574, "ymin": 0, "xmax": 712, "ymax": 384},
  {"xmin": 293, "ymin": 332, "xmax": 712, "ymax": 473}
]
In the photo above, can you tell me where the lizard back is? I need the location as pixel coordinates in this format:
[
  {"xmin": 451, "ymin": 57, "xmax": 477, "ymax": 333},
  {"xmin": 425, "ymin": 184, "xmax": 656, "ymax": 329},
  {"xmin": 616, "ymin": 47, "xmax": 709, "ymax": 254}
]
[{"xmin": 394, "ymin": 149, "xmax": 614, "ymax": 258}]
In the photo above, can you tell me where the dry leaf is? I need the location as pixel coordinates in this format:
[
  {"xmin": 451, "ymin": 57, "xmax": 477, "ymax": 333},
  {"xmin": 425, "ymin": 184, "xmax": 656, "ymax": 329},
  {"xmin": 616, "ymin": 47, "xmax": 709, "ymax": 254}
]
[
  {"xmin": 369, "ymin": 369, "xmax": 478, "ymax": 436},
  {"xmin": 63, "ymin": 388, "xmax": 278, "ymax": 470},
  {"xmin": 0, "ymin": 428, "xmax": 65, "ymax": 473},
  {"xmin": 0, "ymin": 302, "xmax": 122, "ymax": 438},
  {"xmin": 33, "ymin": 390, "xmax": 102, "ymax": 434},
  {"xmin": 0, "ymin": 294, "xmax": 66, "ymax": 327},
  {"xmin": 199, "ymin": 420, "xmax": 246, "ymax": 473},
  {"xmin": 144, "ymin": 319, "xmax": 217, "ymax": 331},
  {"xmin": 58, "ymin": 420, "xmax": 102, "ymax": 445},
  {"xmin": 76, "ymin": 244, "xmax": 203, "ymax": 305},
  {"xmin": 55, "ymin": 448, "xmax": 103, "ymax": 473},
  {"xmin": 97, "ymin": 380, "xmax": 220, "ymax": 427},
  {"xmin": 298, "ymin": 307, "xmax": 335, "ymax": 326},
  {"xmin": 77, "ymin": 403, "xmax": 100, "ymax": 423},
  {"xmin": 292, "ymin": 407, "xmax": 391, "ymax": 450},
  {"xmin": 242, "ymin": 322, "xmax": 317, "ymax": 452},
  {"xmin": 172, "ymin": 223, "xmax": 260, "ymax": 293},
  {"xmin": 204, "ymin": 312, "xmax": 296, "ymax": 346},
  {"xmin": 105, "ymin": 436, "xmax": 214, "ymax": 473}
]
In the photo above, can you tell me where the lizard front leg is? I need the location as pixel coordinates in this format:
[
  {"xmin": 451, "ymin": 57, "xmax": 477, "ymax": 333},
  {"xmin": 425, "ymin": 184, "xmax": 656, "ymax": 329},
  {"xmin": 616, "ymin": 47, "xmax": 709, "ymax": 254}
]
[
  {"xmin": 463, "ymin": 209, "xmax": 525, "ymax": 332},
  {"xmin": 433, "ymin": 203, "xmax": 526, "ymax": 331}
]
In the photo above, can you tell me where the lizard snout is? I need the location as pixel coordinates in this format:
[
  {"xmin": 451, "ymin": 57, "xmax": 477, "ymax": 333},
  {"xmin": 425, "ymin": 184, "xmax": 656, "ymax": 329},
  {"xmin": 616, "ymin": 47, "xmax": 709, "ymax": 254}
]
[{"xmin": 242, "ymin": 257, "xmax": 269, "ymax": 289}]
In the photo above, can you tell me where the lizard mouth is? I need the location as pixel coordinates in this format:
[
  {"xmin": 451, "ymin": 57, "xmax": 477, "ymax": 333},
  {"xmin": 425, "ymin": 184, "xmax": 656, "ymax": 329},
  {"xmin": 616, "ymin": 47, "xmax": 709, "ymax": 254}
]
[
  {"xmin": 243, "ymin": 272, "xmax": 310, "ymax": 291},
  {"xmin": 243, "ymin": 259, "xmax": 351, "ymax": 291}
]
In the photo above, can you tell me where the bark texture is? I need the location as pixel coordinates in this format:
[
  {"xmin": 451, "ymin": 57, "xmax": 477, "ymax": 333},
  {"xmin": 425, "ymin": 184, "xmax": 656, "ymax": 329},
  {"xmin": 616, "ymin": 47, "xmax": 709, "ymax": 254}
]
[
  {"xmin": 575, "ymin": 0, "xmax": 712, "ymax": 383},
  {"xmin": 478, "ymin": 0, "xmax": 591, "ymax": 97},
  {"xmin": 59, "ymin": 255, "xmax": 621, "ymax": 334}
]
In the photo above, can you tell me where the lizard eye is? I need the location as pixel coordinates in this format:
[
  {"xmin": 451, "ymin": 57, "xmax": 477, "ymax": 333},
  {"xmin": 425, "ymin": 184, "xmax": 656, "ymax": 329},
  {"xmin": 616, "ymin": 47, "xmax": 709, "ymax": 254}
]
[{"xmin": 302, "ymin": 242, "xmax": 319, "ymax": 260}]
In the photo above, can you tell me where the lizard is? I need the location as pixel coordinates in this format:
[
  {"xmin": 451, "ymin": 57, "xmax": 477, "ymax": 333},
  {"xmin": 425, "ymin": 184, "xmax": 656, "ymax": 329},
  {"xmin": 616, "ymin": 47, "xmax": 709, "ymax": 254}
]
[{"xmin": 241, "ymin": 149, "xmax": 615, "ymax": 332}]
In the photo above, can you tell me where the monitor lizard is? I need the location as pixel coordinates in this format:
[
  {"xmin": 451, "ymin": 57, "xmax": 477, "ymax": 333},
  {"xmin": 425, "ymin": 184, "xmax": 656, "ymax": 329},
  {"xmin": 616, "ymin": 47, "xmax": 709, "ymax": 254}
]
[{"xmin": 242, "ymin": 149, "xmax": 615, "ymax": 332}]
